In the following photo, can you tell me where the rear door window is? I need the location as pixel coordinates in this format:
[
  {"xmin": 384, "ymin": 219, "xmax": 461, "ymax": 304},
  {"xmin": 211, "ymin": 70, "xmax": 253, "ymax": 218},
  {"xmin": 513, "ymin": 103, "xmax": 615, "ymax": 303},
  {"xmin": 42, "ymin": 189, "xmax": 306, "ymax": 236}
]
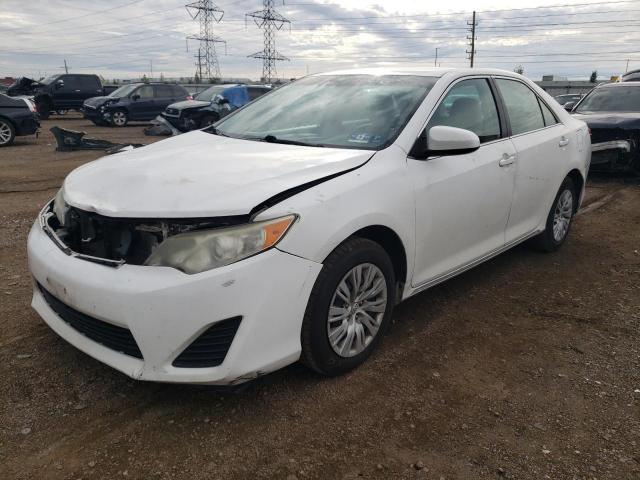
[
  {"xmin": 539, "ymin": 100, "xmax": 558, "ymax": 126},
  {"xmin": 495, "ymin": 79, "xmax": 545, "ymax": 135},
  {"xmin": 155, "ymin": 85, "xmax": 173, "ymax": 98}
]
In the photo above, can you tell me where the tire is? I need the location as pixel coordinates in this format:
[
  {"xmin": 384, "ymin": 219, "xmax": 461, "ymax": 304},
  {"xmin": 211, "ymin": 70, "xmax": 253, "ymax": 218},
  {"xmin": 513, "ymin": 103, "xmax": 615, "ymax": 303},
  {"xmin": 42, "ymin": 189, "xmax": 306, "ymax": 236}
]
[
  {"xmin": 199, "ymin": 114, "xmax": 218, "ymax": 129},
  {"xmin": 529, "ymin": 176, "xmax": 576, "ymax": 252},
  {"xmin": 36, "ymin": 102, "xmax": 51, "ymax": 120},
  {"xmin": 301, "ymin": 237, "xmax": 396, "ymax": 376},
  {"xmin": 111, "ymin": 109, "xmax": 128, "ymax": 127},
  {"xmin": 0, "ymin": 118, "xmax": 16, "ymax": 147},
  {"xmin": 56, "ymin": 109, "xmax": 68, "ymax": 115}
]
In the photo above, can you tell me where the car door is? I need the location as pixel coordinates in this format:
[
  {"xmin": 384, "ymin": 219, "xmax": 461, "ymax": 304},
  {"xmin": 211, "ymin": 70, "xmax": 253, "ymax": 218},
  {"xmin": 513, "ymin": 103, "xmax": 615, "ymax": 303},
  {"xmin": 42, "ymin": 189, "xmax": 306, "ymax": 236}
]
[
  {"xmin": 128, "ymin": 85, "xmax": 155, "ymax": 120},
  {"xmin": 494, "ymin": 78, "xmax": 572, "ymax": 243},
  {"xmin": 52, "ymin": 75, "xmax": 77, "ymax": 109},
  {"xmin": 408, "ymin": 77, "xmax": 517, "ymax": 287},
  {"xmin": 153, "ymin": 85, "xmax": 177, "ymax": 117}
]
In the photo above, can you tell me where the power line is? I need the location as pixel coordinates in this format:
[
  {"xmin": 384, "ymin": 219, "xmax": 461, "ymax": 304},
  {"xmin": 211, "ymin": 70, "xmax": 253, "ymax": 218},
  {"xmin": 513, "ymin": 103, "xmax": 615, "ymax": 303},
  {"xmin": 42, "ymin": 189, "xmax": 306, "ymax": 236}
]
[
  {"xmin": 246, "ymin": 0, "xmax": 291, "ymax": 82},
  {"xmin": 186, "ymin": 0, "xmax": 226, "ymax": 79}
]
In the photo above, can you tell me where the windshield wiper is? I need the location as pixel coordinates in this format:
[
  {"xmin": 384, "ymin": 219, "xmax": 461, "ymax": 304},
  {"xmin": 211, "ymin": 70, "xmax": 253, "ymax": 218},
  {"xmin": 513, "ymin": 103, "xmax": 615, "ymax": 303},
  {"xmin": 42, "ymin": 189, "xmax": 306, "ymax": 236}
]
[{"xmin": 262, "ymin": 134, "xmax": 320, "ymax": 147}]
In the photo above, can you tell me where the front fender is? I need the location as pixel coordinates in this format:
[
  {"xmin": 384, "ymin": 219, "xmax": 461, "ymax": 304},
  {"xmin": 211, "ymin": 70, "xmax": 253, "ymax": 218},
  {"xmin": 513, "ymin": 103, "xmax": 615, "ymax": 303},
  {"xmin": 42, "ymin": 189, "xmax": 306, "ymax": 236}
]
[{"xmin": 254, "ymin": 145, "xmax": 416, "ymax": 293}]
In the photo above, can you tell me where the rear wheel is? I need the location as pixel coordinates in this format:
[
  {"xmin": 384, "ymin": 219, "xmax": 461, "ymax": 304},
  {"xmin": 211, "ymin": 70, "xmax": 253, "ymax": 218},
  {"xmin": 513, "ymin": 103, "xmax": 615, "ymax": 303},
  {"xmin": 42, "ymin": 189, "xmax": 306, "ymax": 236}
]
[
  {"xmin": 111, "ymin": 109, "xmax": 128, "ymax": 127},
  {"xmin": 530, "ymin": 176, "xmax": 576, "ymax": 252},
  {"xmin": 301, "ymin": 237, "xmax": 396, "ymax": 376},
  {"xmin": 0, "ymin": 118, "xmax": 16, "ymax": 146}
]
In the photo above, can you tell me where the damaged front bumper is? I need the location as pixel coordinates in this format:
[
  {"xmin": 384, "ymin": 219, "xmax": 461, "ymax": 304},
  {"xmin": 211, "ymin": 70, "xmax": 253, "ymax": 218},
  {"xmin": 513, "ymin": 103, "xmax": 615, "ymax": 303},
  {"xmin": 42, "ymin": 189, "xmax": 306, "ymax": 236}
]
[
  {"xmin": 28, "ymin": 208, "xmax": 322, "ymax": 385},
  {"xmin": 590, "ymin": 138, "xmax": 639, "ymax": 172}
]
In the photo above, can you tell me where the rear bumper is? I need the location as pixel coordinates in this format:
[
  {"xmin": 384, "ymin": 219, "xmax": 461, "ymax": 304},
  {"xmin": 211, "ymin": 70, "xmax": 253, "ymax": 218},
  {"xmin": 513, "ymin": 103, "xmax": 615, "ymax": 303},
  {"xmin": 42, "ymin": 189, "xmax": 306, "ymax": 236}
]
[
  {"xmin": 28, "ymin": 221, "xmax": 322, "ymax": 384},
  {"xmin": 13, "ymin": 112, "xmax": 39, "ymax": 136}
]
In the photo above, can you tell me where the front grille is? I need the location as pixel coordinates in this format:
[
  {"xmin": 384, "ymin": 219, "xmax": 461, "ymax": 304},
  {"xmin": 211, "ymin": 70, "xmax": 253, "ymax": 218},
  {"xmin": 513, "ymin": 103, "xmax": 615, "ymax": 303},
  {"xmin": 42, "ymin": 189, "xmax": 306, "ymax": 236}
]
[
  {"xmin": 38, "ymin": 283, "xmax": 143, "ymax": 359},
  {"xmin": 173, "ymin": 317, "xmax": 241, "ymax": 368}
]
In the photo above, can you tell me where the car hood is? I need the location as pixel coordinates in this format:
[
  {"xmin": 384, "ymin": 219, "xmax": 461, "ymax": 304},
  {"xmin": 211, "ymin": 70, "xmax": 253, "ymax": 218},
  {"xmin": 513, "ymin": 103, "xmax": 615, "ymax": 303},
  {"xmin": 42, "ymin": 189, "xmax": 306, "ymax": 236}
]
[
  {"xmin": 167, "ymin": 99, "xmax": 210, "ymax": 111},
  {"xmin": 84, "ymin": 96, "xmax": 117, "ymax": 107},
  {"xmin": 63, "ymin": 131, "xmax": 374, "ymax": 218},
  {"xmin": 572, "ymin": 112, "xmax": 640, "ymax": 130}
]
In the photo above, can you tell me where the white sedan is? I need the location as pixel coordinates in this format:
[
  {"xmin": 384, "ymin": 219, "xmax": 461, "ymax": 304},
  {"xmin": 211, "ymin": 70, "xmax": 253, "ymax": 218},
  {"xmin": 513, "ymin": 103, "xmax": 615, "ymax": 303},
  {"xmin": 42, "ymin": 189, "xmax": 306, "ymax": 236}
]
[{"xmin": 28, "ymin": 68, "xmax": 590, "ymax": 384}]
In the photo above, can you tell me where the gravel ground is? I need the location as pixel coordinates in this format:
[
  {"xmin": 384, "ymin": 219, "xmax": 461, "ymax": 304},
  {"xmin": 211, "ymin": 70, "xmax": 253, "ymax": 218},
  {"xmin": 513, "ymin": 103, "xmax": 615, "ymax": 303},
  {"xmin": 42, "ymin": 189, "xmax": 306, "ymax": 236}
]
[{"xmin": 0, "ymin": 115, "xmax": 639, "ymax": 480}]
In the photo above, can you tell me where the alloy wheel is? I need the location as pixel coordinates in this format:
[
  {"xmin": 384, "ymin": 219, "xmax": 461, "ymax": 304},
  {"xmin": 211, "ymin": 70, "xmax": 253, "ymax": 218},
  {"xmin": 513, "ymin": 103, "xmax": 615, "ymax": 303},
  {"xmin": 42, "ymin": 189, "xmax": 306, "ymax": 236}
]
[
  {"xmin": 112, "ymin": 111, "xmax": 127, "ymax": 126},
  {"xmin": 553, "ymin": 188, "xmax": 573, "ymax": 242},
  {"xmin": 0, "ymin": 121, "xmax": 12, "ymax": 145},
  {"xmin": 327, "ymin": 263, "xmax": 388, "ymax": 358}
]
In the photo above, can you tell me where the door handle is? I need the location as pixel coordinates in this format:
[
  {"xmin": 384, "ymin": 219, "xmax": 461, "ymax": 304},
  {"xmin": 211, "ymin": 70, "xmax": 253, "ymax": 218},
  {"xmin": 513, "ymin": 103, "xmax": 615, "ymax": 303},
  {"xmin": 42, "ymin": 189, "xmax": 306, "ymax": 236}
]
[
  {"xmin": 559, "ymin": 137, "xmax": 570, "ymax": 147},
  {"xmin": 499, "ymin": 153, "xmax": 516, "ymax": 167}
]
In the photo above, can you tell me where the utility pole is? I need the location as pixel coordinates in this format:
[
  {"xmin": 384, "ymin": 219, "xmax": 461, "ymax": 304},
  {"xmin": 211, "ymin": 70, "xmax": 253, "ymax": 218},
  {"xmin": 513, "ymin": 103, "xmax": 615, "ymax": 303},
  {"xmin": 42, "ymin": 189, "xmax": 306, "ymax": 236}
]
[
  {"xmin": 62, "ymin": 59, "xmax": 69, "ymax": 73},
  {"xmin": 195, "ymin": 49, "xmax": 204, "ymax": 81},
  {"xmin": 150, "ymin": 59, "xmax": 153, "ymax": 80},
  {"xmin": 434, "ymin": 48, "xmax": 439, "ymax": 67},
  {"xmin": 626, "ymin": 59, "xmax": 630, "ymax": 72},
  {"xmin": 246, "ymin": 0, "xmax": 291, "ymax": 83},
  {"xmin": 466, "ymin": 11, "xmax": 477, "ymax": 68},
  {"xmin": 186, "ymin": 0, "xmax": 226, "ymax": 80}
]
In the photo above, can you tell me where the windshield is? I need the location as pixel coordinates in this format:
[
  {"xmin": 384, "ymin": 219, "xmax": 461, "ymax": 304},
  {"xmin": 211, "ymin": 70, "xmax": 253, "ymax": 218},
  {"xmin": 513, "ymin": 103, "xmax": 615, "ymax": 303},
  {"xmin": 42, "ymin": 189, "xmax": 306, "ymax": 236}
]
[
  {"xmin": 575, "ymin": 86, "xmax": 640, "ymax": 113},
  {"xmin": 108, "ymin": 84, "xmax": 138, "ymax": 97},
  {"xmin": 216, "ymin": 74, "xmax": 438, "ymax": 149},
  {"xmin": 40, "ymin": 75, "xmax": 60, "ymax": 85},
  {"xmin": 195, "ymin": 86, "xmax": 226, "ymax": 102}
]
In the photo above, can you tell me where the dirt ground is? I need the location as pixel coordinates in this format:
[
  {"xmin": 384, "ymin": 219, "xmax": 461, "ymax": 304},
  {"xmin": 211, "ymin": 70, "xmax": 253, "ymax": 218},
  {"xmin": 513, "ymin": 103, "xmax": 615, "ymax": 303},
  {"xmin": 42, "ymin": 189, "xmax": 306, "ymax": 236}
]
[{"xmin": 0, "ymin": 114, "xmax": 639, "ymax": 480}]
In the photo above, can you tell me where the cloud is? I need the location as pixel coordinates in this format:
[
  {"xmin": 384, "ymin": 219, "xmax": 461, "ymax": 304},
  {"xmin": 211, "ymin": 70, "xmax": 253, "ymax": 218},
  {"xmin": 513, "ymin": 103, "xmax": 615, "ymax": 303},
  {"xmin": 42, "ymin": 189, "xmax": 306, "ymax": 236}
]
[{"xmin": 0, "ymin": 0, "xmax": 638, "ymax": 81}]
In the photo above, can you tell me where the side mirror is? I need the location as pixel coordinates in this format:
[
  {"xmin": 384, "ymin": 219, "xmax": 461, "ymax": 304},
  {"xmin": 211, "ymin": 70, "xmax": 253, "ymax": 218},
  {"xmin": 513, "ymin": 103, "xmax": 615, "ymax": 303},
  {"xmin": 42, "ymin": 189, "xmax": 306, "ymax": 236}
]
[
  {"xmin": 131, "ymin": 94, "xmax": 140, "ymax": 101},
  {"xmin": 563, "ymin": 101, "xmax": 576, "ymax": 112},
  {"xmin": 54, "ymin": 80, "xmax": 64, "ymax": 89},
  {"xmin": 217, "ymin": 97, "xmax": 229, "ymax": 105},
  {"xmin": 410, "ymin": 125, "xmax": 480, "ymax": 160}
]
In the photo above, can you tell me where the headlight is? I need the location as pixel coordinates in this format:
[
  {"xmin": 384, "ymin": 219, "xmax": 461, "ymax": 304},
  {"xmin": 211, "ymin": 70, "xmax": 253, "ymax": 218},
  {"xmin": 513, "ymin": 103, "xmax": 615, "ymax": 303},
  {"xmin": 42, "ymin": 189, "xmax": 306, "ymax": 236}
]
[
  {"xmin": 53, "ymin": 187, "xmax": 68, "ymax": 226},
  {"xmin": 145, "ymin": 215, "xmax": 296, "ymax": 274}
]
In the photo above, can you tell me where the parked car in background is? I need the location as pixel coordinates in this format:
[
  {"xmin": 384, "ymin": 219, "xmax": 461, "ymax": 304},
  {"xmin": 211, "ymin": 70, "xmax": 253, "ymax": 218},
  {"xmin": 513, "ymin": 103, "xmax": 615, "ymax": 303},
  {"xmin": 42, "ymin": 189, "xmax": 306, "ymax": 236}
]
[
  {"xmin": 7, "ymin": 76, "xmax": 39, "ymax": 97},
  {"xmin": 554, "ymin": 93, "xmax": 584, "ymax": 108},
  {"xmin": 32, "ymin": 74, "xmax": 114, "ymax": 119},
  {"xmin": 621, "ymin": 69, "xmax": 640, "ymax": 82},
  {"xmin": 571, "ymin": 81, "xmax": 640, "ymax": 173},
  {"xmin": 162, "ymin": 84, "xmax": 271, "ymax": 131},
  {"xmin": 0, "ymin": 94, "xmax": 39, "ymax": 146},
  {"xmin": 82, "ymin": 83, "xmax": 191, "ymax": 127},
  {"xmin": 28, "ymin": 68, "xmax": 589, "ymax": 385}
]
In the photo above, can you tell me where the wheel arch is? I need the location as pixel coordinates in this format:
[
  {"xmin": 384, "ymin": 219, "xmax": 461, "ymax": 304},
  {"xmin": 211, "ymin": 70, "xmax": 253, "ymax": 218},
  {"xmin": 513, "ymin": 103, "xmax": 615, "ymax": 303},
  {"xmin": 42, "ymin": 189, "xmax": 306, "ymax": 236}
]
[
  {"xmin": 566, "ymin": 168, "xmax": 585, "ymax": 212},
  {"xmin": 343, "ymin": 225, "xmax": 408, "ymax": 303}
]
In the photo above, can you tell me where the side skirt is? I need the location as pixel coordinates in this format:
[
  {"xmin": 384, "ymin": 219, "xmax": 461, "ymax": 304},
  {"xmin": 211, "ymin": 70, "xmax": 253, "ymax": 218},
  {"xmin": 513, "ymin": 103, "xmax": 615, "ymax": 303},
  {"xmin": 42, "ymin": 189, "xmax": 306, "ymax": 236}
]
[{"xmin": 404, "ymin": 230, "xmax": 541, "ymax": 300}]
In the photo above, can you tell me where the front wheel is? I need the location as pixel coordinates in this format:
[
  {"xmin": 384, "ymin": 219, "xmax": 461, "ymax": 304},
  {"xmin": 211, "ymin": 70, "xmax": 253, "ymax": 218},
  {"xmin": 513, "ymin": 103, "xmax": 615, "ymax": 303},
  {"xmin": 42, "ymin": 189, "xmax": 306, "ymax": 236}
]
[
  {"xmin": 530, "ymin": 176, "xmax": 576, "ymax": 252},
  {"xmin": 36, "ymin": 102, "xmax": 51, "ymax": 120},
  {"xmin": 199, "ymin": 114, "xmax": 219, "ymax": 129},
  {"xmin": 111, "ymin": 109, "xmax": 128, "ymax": 127},
  {"xmin": 0, "ymin": 118, "xmax": 16, "ymax": 146},
  {"xmin": 301, "ymin": 237, "xmax": 396, "ymax": 376}
]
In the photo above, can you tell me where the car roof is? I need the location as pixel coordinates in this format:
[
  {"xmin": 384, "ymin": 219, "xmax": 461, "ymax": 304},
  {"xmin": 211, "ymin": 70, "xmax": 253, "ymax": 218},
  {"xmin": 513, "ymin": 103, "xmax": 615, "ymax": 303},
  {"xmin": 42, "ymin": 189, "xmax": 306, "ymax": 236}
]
[
  {"xmin": 314, "ymin": 67, "xmax": 523, "ymax": 78},
  {"xmin": 598, "ymin": 81, "xmax": 640, "ymax": 88}
]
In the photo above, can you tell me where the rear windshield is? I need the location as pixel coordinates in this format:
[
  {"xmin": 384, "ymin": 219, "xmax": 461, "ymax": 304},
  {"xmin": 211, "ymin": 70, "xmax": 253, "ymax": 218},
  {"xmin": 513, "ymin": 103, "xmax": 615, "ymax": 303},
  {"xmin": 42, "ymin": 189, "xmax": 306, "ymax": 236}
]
[{"xmin": 575, "ymin": 86, "xmax": 640, "ymax": 113}]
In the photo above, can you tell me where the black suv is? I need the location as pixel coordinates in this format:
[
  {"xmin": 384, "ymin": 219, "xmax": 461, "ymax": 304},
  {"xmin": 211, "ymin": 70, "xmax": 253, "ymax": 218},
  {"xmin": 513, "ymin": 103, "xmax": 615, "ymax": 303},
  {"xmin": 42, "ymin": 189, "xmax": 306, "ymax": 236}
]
[
  {"xmin": 83, "ymin": 83, "xmax": 191, "ymax": 127},
  {"xmin": 33, "ymin": 74, "xmax": 107, "ymax": 119}
]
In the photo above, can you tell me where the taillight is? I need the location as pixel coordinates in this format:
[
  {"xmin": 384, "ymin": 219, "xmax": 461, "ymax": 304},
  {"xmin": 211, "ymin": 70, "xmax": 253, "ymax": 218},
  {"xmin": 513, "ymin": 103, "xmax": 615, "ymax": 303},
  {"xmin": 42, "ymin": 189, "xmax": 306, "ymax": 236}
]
[
  {"xmin": 588, "ymin": 127, "xmax": 592, "ymax": 136},
  {"xmin": 186, "ymin": 95, "xmax": 193, "ymax": 100}
]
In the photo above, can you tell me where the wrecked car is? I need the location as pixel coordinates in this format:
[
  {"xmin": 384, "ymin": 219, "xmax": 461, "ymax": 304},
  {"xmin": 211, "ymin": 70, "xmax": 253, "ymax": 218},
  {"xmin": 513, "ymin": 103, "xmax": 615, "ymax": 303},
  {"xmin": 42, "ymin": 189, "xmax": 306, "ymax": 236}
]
[
  {"xmin": 161, "ymin": 84, "xmax": 271, "ymax": 132},
  {"xmin": 28, "ymin": 68, "xmax": 589, "ymax": 385},
  {"xmin": 7, "ymin": 76, "xmax": 39, "ymax": 97},
  {"xmin": 32, "ymin": 74, "xmax": 111, "ymax": 119},
  {"xmin": 621, "ymin": 69, "xmax": 640, "ymax": 82},
  {"xmin": 0, "ymin": 93, "xmax": 39, "ymax": 146},
  {"xmin": 82, "ymin": 83, "xmax": 191, "ymax": 127},
  {"xmin": 571, "ymin": 81, "xmax": 640, "ymax": 173}
]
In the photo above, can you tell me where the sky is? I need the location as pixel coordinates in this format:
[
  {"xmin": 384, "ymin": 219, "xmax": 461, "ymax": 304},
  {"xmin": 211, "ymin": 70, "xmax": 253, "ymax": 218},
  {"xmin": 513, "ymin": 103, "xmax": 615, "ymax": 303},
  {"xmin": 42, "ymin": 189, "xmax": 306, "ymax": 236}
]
[{"xmin": 0, "ymin": 0, "xmax": 639, "ymax": 82}]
